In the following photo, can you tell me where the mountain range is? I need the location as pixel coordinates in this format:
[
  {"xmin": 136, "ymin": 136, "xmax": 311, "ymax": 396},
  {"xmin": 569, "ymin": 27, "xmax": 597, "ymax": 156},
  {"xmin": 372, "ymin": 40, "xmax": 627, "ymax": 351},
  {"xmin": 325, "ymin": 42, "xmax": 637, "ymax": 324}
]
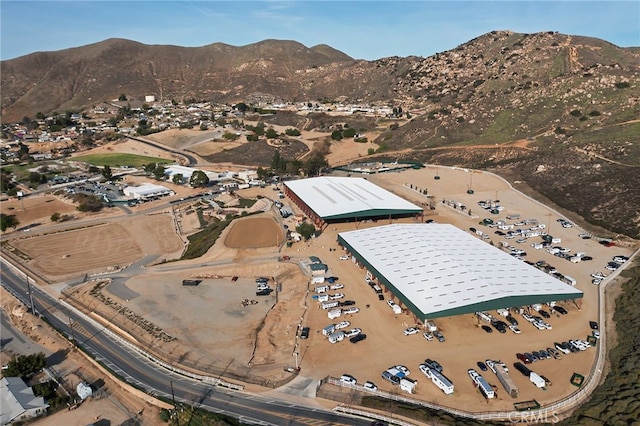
[{"xmin": 1, "ymin": 31, "xmax": 639, "ymax": 238}]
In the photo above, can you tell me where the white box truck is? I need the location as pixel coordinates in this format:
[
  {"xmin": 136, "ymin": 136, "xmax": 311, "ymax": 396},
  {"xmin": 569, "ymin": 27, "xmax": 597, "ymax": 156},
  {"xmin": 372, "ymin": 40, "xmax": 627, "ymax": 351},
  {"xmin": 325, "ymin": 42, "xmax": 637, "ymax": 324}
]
[{"xmin": 328, "ymin": 308, "xmax": 342, "ymax": 319}]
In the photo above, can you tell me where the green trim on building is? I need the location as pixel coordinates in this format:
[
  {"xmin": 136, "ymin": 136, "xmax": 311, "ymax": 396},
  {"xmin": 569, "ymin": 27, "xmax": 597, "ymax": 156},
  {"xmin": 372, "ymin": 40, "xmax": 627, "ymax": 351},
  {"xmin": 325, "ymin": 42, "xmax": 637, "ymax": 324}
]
[
  {"xmin": 338, "ymin": 235, "xmax": 583, "ymax": 322},
  {"xmin": 322, "ymin": 208, "xmax": 422, "ymax": 221}
]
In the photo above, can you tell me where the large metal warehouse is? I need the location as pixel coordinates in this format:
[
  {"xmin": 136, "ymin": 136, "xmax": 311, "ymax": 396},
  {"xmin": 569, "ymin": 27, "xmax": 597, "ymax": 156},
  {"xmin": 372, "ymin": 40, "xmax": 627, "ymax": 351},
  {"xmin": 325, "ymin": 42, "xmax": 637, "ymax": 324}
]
[
  {"xmin": 282, "ymin": 177, "xmax": 423, "ymax": 227},
  {"xmin": 338, "ymin": 223, "xmax": 583, "ymax": 321}
]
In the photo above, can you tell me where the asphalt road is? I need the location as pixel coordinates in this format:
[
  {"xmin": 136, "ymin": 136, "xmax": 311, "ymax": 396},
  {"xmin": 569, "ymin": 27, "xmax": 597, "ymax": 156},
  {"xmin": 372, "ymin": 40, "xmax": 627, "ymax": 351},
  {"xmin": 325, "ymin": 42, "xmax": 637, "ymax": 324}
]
[{"xmin": 0, "ymin": 259, "xmax": 369, "ymax": 425}]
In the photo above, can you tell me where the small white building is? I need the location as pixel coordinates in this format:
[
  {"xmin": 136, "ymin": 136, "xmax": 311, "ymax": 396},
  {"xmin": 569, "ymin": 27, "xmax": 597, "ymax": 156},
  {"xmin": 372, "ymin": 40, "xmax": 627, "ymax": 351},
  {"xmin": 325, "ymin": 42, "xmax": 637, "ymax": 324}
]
[
  {"xmin": 164, "ymin": 165, "xmax": 218, "ymax": 184},
  {"xmin": 145, "ymin": 95, "xmax": 156, "ymax": 103},
  {"xmin": 123, "ymin": 183, "xmax": 173, "ymax": 200}
]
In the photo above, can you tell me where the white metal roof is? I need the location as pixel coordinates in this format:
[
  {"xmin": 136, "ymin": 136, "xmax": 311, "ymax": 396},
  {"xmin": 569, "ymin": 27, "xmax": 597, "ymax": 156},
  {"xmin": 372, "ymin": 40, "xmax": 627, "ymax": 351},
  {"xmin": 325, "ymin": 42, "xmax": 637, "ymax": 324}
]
[
  {"xmin": 123, "ymin": 183, "xmax": 171, "ymax": 196},
  {"xmin": 339, "ymin": 223, "xmax": 582, "ymax": 318},
  {"xmin": 283, "ymin": 177, "xmax": 421, "ymax": 219}
]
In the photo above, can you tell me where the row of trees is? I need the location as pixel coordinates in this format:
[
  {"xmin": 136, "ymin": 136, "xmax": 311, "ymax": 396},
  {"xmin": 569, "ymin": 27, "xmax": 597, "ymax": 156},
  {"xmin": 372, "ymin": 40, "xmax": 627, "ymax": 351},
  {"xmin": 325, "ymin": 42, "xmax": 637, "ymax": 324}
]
[
  {"xmin": 143, "ymin": 163, "xmax": 210, "ymax": 187},
  {"xmin": 269, "ymin": 150, "xmax": 328, "ymax": 177}
]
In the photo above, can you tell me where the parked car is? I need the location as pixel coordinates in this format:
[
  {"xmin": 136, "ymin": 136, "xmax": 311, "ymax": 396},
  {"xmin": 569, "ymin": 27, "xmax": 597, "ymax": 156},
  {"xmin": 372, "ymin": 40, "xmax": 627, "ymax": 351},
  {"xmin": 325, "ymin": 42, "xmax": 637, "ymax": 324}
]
[
  {"xmin": 344, "ymin": 328, "xmax": 362, "ymax": 338},
  {"xmin": 547, "ymin": 347, "xmax": 562, "ymax": 359},
  {"xmin": 477, "ymin": 361, "xmax": 488, "ymax": 371},
  {"xmin": 300, "ymin": 327, "xmax": 310, "ymax": 339},
  {"xmin": 554, "ymin": 342, "xmax": 571, "ymax": 354},
  {"xmin": 424, "ymin": 359, "xmax": 443, "ymax": 372},
  {"xmin": 434, "ymin": 331, "xmax": 446, "ymax": 342},
  {"xmin": 589, "ymin": 321, "xmax": 599, "ymax": 330},
  {"xmin": 524, "ymin": 352, "xmax": 536, "ymax": 363},
  {"xmin": 403, "ymin": 327, "xmax": 420, "ymax": 336},
  {"xmin": 350, "ymin": 333, "xmax": 367, "ymax": 344},
  {"xmin": 393, "ymin": 365, "xmax": 411, "ymax": 375},
  {"xmin": 363, "ymin": 381, "xmax": 378, "ymax": 392},
  {"xmin": 340, "ymin": 374, "xmax": 357, "ymax": 385},
  {"xmin": 339, "ymin": 255, "xmax": 350, "ymax": 261},
  {"xmin": 553, "ymin": 306, "xmax": 568, "ymax": 315},
  {"xmin": 509, "ymin": 325, "xmax": 521, "ymax": 334},
  {"xmin": 516, "ymin": 353, "xmax": 530, "ymax": 364},
  {"xmin": 506, "ymin": 315, "xmax": 518, "ymax": 326},
  {"xmin": 423, "ymin": 332, "xmax": 434, "ymax": 341},
  {"xmin": 539, "ymin": 309, "xmax": 551, "ymax": 319},
  {"xmin": 339, "ymin": 300, "xmax": 356, "ymax": 307},
  {"xmin": 481, "ymin": 325, "xmax": 493, "ymax": 333}
]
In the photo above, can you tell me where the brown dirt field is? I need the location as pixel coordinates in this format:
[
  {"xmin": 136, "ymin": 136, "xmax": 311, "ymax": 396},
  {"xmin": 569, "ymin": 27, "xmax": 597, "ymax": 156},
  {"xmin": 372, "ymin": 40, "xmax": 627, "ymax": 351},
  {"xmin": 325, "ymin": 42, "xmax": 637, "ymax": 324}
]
[
  {"xmin": 224, "ymin": 216, "xmax": 284, "ymax": 248},
  {"xmin": 1, "ymin": 194, "xmax": 77, "ymax": 228},
  {"xmin": 12, "ymin": 215, "xmax": 183, "ymax": 279}
]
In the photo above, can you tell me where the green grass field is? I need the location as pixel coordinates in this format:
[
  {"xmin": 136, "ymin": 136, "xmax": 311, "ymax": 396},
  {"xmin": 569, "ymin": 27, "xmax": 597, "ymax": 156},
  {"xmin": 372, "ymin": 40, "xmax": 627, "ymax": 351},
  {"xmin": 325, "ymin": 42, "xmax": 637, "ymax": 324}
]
[{"xmin": 72, "ymin": 153, "xmax": 173, "ymax": 167}]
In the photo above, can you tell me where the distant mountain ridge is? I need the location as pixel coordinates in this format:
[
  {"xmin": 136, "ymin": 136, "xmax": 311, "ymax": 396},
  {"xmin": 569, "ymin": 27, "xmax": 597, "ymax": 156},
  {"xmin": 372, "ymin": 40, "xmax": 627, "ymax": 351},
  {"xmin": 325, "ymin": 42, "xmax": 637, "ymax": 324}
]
[{"xmin": 0, "ymin": 38, "xmax": 355, "ymax": 120}]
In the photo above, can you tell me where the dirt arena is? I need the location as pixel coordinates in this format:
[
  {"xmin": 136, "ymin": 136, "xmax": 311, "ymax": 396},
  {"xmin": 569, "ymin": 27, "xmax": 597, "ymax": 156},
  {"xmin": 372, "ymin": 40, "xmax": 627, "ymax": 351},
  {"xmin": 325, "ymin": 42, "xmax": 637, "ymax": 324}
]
[
  {"xmin": 11, "ymin": 215, "xmax": 184, "ymax": 279},
  {"xmin": 224, "ymin": 216, "xmax": 285, "ymax": 248}
]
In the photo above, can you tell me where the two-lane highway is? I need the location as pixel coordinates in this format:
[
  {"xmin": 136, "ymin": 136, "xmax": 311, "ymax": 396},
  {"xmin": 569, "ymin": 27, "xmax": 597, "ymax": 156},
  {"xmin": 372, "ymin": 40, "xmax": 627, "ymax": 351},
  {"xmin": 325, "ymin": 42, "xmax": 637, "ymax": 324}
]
[{"xmin": 1, "ymin": 259, "xmax": 370, "ymax": 425}]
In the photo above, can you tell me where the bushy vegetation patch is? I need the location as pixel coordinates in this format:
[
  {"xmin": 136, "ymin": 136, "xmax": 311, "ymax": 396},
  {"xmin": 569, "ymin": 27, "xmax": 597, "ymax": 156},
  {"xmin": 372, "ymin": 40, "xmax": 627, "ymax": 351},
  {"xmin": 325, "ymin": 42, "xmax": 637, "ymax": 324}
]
[{"xmin": 181, "ymin": 218, "xmax": 232, "ymax": 259}]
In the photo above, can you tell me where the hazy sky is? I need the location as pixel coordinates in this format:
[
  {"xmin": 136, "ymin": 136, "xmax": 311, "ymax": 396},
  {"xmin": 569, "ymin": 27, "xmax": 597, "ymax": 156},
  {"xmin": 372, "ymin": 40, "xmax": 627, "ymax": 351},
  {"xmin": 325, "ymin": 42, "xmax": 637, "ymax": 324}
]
[{"xmin": 1, "ymin": 1, "xmax": 638, "ymax": 61}]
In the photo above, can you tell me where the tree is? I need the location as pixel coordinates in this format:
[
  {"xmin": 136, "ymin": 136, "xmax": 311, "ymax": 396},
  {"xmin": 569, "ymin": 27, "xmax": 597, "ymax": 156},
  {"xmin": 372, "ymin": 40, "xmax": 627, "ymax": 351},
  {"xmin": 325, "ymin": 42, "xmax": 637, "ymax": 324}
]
[
  {"xmin": 256, "ymin": 166, "xmax": 271, "ymax": 181},
  {"xmin": 172, "ymin": 173, "xmax": 184, "ymax": 185},
  {"xmin": 4, "ymin": 352, "xmax": 47, "ymax": 377},
  {"xmin": 285, "ymin": 128, "xmax": 301, "ymax": 136},
  {"xmin": 153, "ymin": 164, "xmax": 166, "ymax": 180},
  {"xmin": 118, "ymin": 93, "xmax": 127, "ymax": 101},
  {"xmin": 51, "ymin": 212, "xmax": 61, "ymax": 222},
  {"xmin": 189, "ymin": 170, "xmax": 209, "ymax": 188},
  {"xmin": 102, "ymin": 165, "xmax": 112, "ymax": 180},
  {"xmin": 18, "ymin": 142, "xmax": 30, "ymax": 161},
  {"xmin": 296, "ymin": 222, "xmax": 316, "ymax": 240},
  {"xmin": 0, "ymin": 214, "xmax": 19, "ymax": 232},
  {"xmin": 28, "ymin": 172, "xmax": 46, "ymax": 186},
  {"xmin": 271, "ymin": 150, "xmax": 284, "ymax": 171},
  {"xmin": 343, "ymin": 128, "xmax": 356, "ymax": 138},
  {"xmin": 331, "ymin": 130, "xmax": 343, "ymax": 141},
  {"xmin": 304, "ymin": 152, "xmax": 328, "ymax": 177},
  {"xmin": 234, "ymin": 102, "xmax": 249, "ymax": 113},
  {"xmin": 143, "ymin": 163, "xmax": 157, "ymax": 175},
  {"xmin": 265, "ymin": 127, "xmax": 278, "ymax": 139}
]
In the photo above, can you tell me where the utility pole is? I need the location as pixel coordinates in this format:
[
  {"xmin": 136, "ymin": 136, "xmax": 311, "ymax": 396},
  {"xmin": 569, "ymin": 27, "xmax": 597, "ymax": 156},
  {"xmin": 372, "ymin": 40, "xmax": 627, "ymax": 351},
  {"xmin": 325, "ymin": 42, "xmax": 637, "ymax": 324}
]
[
  {"xmin": 170, "ymin": 380, "xmax": 180, "ymax": 426},
  {"xmin": 25, "ymin": 274, "xmax": 36, "ymax": 316},
  {"xmin": 67, "ymin": 310, "xmax": 76, "ymax": 348}
]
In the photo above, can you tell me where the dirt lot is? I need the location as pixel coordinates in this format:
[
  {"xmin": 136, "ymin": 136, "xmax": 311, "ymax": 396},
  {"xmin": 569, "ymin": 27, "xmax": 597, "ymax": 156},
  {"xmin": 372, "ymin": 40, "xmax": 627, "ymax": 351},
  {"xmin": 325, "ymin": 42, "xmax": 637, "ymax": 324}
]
[
  {"xmin": 11, "ymin": 215, "xmax": 183, "ymax": 280},
  {"xmin": 3, "ymin": 157, "xmax": 636, "ymax": 414},
  {"xmin": 1, "ymin": 194, "xmax": 77, "ymax": 229}
]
